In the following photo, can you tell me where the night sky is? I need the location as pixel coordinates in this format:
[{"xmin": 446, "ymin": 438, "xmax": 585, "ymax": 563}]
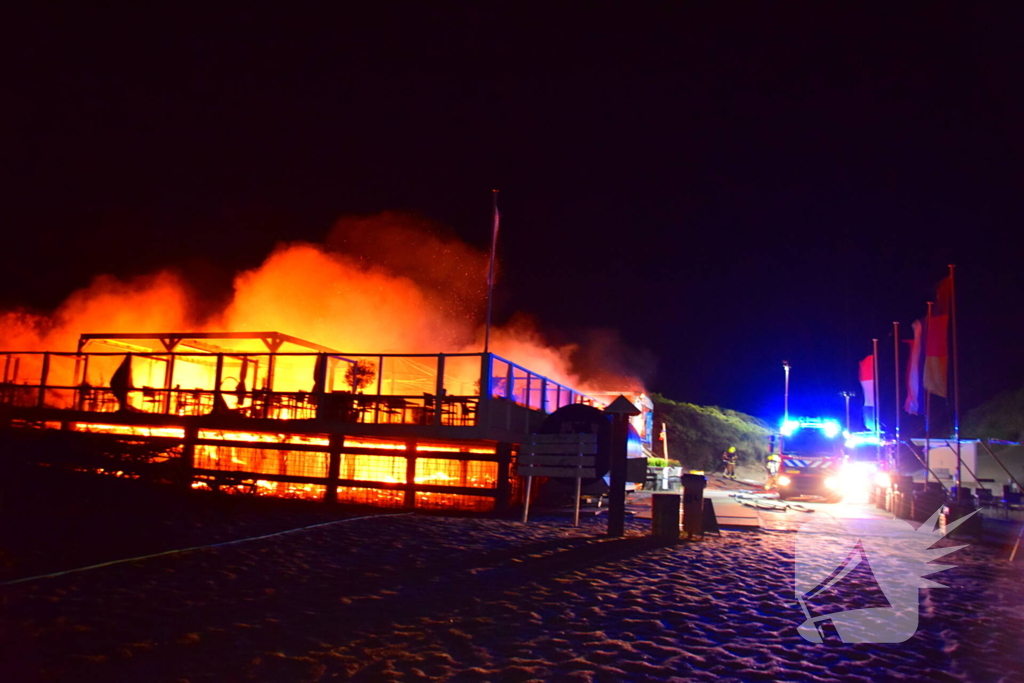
[{"xmin": 4, "ymin": 4, "xmax": 1023, "ymax": 427}]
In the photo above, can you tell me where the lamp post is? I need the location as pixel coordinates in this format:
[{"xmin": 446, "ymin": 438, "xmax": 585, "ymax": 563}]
[
  {"xmin": 840, "ymin": 391, "xmax": 853, "ymax": 433},
  {"xmin": 782, "ymin": 360, "xmax": 791, "ymax": 424}
]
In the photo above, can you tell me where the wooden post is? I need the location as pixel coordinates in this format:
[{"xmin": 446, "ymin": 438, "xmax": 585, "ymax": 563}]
[
  {"xmin": 521, "ymin": 475, "xmax": 534, "ymax": 523},
  {"xmin": 434, "ymin": 354, "xmax": 445, "ymax": 426},
  {"xmin": 77, "ymin": 354, "xmax": 90, "ymax": 411},
  {"xmin": 607, "ymin": 414, "xmax": 627, "ymax": 537},
  {"xmin": 495, "ymin": 442, "xmax": 512, "ymax": 514},
  {"xmin": 314, "ymin": 353, "xmax": 328, "ymax": 420},
  {"xmin": 181, "ymin": 423, "xmax": 198, "ymax": 490},
  {"xmin": 404, "ymin": 440, "xmax": 418, "ymax": 509},
  {"xmin": 325, "ymin": 433, "xmax": 343, "ymax": 504},
  {"xmin": 374, "ymin": 355, "xmax": 384, "ymax": 424},
  {"xmin": 214, "ymin": 353, "xmax": 224, "ymax": 412},
  {"xmin": 163, "ymin": 354, "xmax": 176, "ymax": 414},
  {"xmin": 526, "ymin": 373, "xmax": 534, "ymax": 432},
  {"xmin": 264, "ymin": 352, "xmax": 277, "ymax": 419},
  {"xmin": 37, "ymin": 352, "xmax": 50, "ymax": 409},
  {"xmin": 505, "ymin": 360, "xmax": 514, "ymax": 430},
  {"xmin": 605, "ymin": 395, "xmax": 641, "ymax": 538},
  {"xmin": 572, "ymin": 473, "xmax": 582, "ymax": 527}
]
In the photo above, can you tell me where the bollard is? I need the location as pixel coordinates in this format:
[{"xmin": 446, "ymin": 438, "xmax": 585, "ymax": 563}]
[
  {"xmin": 651, "ymin": 493, "xmax": 681, "ymax": 540},
  {"xmin": 894, "ymin": 476, "xmax": 914, "ymax": 519},
  {"xmin": 944, "ymin": 491, "xmax": 982, "ymax": 540},
  {"xmin": 682, "ymin": 473, "xmax": 707, "ymax": 539},
  {"xmin": 913, "ymin": 489, "xmax": 946, "ymax": 523}
]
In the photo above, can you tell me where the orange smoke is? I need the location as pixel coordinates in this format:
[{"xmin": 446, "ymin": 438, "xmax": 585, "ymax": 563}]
[
  {"xmin": 0, "ymin": 212, "xmax": 643, "ymax": 392},
  {"xmin": 0, "ymin": 271, "xmax": 195, "ymax": 351}
]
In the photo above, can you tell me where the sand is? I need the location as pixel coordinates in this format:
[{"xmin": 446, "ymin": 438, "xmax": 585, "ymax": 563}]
[{"xmin": 2, "ymin": 482, "xmax": 1024, "ymax": 682}]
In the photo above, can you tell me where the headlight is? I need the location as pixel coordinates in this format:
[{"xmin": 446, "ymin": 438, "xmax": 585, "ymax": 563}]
[
  {"xmin": 777, "ymin": 475, "xmax": 791, "ymax": 487},
  {"xmin": 824, "ymin": 476, "xmax": 838, "ymax": 490},
  {"xmin": 874, "ymin": 472, "xmax": 891, "ymax": 488}
]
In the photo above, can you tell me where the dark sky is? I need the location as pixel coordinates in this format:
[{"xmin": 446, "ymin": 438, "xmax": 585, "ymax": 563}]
[{"xmin": 3, "ymin": 3, "xmax": 1023, "ymax": 427}]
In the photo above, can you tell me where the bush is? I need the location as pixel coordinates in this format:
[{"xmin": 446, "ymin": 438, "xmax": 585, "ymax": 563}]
[
  {"xmin": 650, "ymin": 394, "xmax": 770, "ymax": 472},
  {"xmin": 647, "ymin": 457, "xmax": 681, "ymax": 468}
]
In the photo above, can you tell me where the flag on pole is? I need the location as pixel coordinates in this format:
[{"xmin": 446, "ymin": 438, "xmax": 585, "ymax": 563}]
[
  {"xmin": 659, "ymin": 423, "xmax": 667, "ymax": 442},
  {"xmin": 859, "ymin": 354, "xmax": 875, "ymax": 431},
  {"xmin": 487, "ymin": 200, "xmax": 500, "ymax": 289},
  {"xmin": 484, "ymin": 190, "xmax": 500, "ymax": 353},
  {"xmin": 924, "ymin": 277, "xmax": 951, "ymax": 397},
  {"xmin": 904, "ymin": 319, "xmax": 924, "ymax": 415}
]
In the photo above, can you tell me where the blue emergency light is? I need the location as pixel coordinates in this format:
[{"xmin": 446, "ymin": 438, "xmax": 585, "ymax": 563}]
[{"xmin": 780, "ymin": 417, "xmax": 842, "ymax": 439}]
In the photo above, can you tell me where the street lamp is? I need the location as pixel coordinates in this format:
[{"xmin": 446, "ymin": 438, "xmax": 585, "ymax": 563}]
[
  {"xmin": 840, "ymin": 391, "xmax": 853, "ymax": 433},
  {"xmin": 782, "ymin": 360, "xmax": 791, "ymax": 424}
]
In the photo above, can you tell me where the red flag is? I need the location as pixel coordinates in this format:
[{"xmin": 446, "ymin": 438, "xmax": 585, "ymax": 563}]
[
  {"xmin": 904, "ymin": 320, "xmax": 923, "ymax": 415},
  {"xmin": 924, "ymin": 277, "xmax": 951, "ymax": 398},
  {"xmin": 859, "ymin": 355, "xmax": 875, "ymax": 430}
]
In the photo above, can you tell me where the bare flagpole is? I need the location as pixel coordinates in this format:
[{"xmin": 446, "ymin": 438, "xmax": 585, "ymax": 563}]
[
  {"xmin": 484, "ymin": 189, "xmax": 500, "ymax": 354},
  {"xmin": 949, "ymin": 264, "xmax": 962, "ymax": 497},
  {"xmin": 893, "ymin": 321, "xmax": 901, "ymax": 474},
  {"xmin": 924, "ymin": 301, "xmax": 933, "ymax": 485},
  {"xmin": 872, "ymin": 338, "xmax": 881, "ymax": 462}
]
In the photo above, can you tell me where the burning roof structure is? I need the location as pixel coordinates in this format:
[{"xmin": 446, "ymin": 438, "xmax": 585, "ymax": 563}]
[
  {"xmin": 0, "ymin": 215, "xmax": 651, "ymax": 512},
  {"xmin": 0, "ymin": 330, "xmax": 625, "ymax": 512}
]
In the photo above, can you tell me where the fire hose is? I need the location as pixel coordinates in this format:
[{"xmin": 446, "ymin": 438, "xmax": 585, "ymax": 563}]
[
  {"xmin": 0, "ymin": 512, "xmax": 415, "ymax": 587},
  {"xmin": 731, "ymin": 491, "xmax": 815, "ymax": 513}
]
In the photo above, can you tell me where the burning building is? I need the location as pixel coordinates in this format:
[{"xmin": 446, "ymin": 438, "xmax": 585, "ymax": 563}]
[
  {"xmin": 0, "ymin": 330, "xmax": 653, "ymax": 512},
  {"xmin": 0, "ymin": 215, "xmax": 652, "ymax": 512}
]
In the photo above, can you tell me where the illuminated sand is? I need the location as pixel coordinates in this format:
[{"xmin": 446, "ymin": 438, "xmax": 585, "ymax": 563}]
[{"xmin": 3, "ymin": 506, "xmax": 1023, "ymax": 682}]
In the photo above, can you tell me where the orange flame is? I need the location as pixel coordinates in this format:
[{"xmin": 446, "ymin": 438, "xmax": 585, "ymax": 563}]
[{"xmin": 0, "ymin": 212, "xmax": 642, "ymax": 392}]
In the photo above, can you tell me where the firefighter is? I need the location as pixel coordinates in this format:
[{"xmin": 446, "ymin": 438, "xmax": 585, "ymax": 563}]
[
  {"xmin": 722, "ymin": 446, "xmax": 738, "ymax": 479},
  {"xmin": 766, "ymin": 452, "xmax": 781, "ymax": 488}
]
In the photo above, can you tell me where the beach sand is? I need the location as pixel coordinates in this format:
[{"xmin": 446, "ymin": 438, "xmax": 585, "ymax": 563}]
[{"xmin": 2, "ymin": 477, "xmax": 1023, "ymax": 682}]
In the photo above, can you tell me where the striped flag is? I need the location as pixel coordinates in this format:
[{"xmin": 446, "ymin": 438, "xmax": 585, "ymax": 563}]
[
  {"xmin": 904, "ymin": 319, "xmax": 924, "ymax": 415},
  {"xmin": 924, "ymin": 276, "xmax": 951, "ymax": 398},
  {"xmin": 859, "ymin": 354, "xmax": 875, "ymax": 431}
]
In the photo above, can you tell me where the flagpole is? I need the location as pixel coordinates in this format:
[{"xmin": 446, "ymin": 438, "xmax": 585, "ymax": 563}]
[
  {"xmin": 949, "ymin": 264, "xmax": 962, "ymax": 498},
  {"xmin": 924, "ymin": 301, "xmax": 933, "ymax": 485},
  {"xmin": 872, "ymin": 338, "xmax": 880, "ymax": 461},
  {"xmin": 893, "ymin": 321, "xmax": 900, "ymax": 474},
  {"xmin": 484, "ymin": 189, "xmax": 499, "ymax": 354},
  {"xmin": 662, "ymin": 422, "xmax": 669, "ymax": 461},
  {"xmin": 783, "ymin": 360, "xmax": 790, "ymax": 424}
]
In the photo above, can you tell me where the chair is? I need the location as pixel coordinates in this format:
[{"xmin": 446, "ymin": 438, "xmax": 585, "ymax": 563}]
[
  {"xmin": 381, "ymin": 396, "xmax": 406, "ymax": 423},
  {"xmin": 975, "ymin": 488, "xmax": 995, "ymax": 506},
  {"xmin": 453, "ymin": 397, "xmax": 477, "ymax": 426},
  {"xmin": 141, "ymin": 387, "xmax": 162, "ymax": 412}
]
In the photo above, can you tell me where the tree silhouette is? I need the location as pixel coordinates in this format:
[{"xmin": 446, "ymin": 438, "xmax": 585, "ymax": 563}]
[{"xmin": 345, "ymin": 360, "xmax": 377, "ymax": 393}]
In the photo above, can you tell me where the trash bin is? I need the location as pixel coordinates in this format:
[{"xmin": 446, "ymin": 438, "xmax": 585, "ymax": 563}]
[
  {"xmin": 651, "ymin": 493, "xmax": 681, "ymax": 540},
  {"xmin": 682, "ymin": 473, "xmax": 707, "ymax": 538},
  {"xmin": 893, "ymin": 476, "xmax": 914, "ymax": 519}
]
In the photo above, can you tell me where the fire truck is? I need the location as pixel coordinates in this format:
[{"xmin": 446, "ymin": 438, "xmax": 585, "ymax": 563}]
[
  {"xmin": 841, "ymin": 431, "xmax": 895, "ymax": 502},
  {"xmin": 771, "ymin": 418, "xmax": 846, "ymax": 503}
]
